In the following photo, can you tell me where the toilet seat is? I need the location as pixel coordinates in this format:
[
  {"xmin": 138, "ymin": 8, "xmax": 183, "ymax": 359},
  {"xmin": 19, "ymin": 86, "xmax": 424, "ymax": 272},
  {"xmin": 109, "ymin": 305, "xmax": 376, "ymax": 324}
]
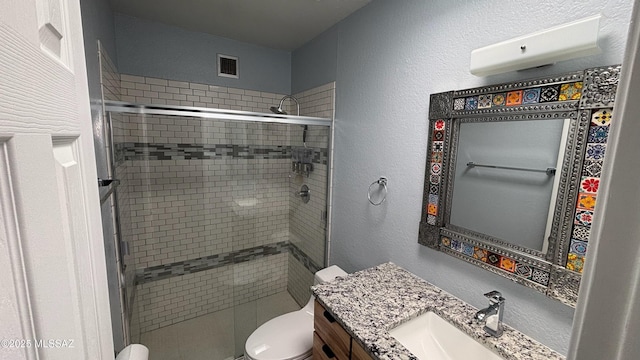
[{"xmin": 245, "ymin": 309, "xmax": 314, "ymax": 360}]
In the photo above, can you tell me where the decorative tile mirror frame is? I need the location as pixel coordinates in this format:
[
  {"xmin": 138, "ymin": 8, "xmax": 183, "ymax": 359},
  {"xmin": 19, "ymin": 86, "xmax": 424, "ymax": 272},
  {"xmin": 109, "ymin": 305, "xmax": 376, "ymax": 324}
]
[{"xmin": 419, "ymin": 65, "xmax": 621, "ymax": 307}]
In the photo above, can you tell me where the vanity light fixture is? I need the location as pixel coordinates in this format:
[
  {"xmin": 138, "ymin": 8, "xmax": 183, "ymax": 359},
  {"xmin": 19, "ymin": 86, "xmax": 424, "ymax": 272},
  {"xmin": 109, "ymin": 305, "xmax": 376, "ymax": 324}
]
[{"xmin": 470, "ymin": 15, "xmax": 601, "ymax": 76}]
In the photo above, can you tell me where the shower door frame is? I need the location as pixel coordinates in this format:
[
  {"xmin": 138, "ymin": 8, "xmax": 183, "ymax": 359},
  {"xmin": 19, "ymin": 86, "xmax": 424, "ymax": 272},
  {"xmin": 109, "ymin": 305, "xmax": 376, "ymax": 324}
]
[{"xmin": 104, "ymin": 101, "xmax": 333, "ymax": 127}]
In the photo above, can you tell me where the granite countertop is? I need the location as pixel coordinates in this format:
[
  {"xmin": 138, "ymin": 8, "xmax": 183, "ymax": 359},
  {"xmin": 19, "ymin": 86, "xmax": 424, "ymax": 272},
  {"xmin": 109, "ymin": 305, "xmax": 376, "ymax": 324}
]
[{"xmin": 311, "ymin": 262, "xmax": 564, "ymax": 360}]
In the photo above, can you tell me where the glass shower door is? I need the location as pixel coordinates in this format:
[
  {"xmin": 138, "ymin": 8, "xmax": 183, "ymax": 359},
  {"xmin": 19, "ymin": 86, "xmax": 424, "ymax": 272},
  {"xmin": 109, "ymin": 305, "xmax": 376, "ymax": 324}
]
[
  {"xmin": 233, "ymin": 121, "xmax": 331, "ymax": 358},
  {"xmin": 106, "ymin": 102, "xmax": 332, "ymax": 360},
  {"xmin": 229, "ymin": 120, "xmax": 290, "ymax": 358}
]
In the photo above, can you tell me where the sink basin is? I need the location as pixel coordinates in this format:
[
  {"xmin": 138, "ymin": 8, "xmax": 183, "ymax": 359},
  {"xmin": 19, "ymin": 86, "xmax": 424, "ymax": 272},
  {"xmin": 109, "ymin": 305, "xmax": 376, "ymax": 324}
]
[{"xmin": 389, "ymin": 312, "xmax": 504, "ymax": 360}]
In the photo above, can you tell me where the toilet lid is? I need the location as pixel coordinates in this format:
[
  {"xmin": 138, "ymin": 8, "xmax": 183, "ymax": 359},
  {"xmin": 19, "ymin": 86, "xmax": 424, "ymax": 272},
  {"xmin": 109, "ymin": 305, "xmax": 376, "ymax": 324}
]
[{"xmin": 245, "ymin": 309, "xmax": 314, "ymax": 360}]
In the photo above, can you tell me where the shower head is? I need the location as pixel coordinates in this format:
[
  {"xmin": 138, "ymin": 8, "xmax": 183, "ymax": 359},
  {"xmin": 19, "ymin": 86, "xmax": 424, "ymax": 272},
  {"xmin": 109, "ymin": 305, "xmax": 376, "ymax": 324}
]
[
  {"xmin": 271, "ymin": 95, "xmax": 300, "ymax": 116},
  {"xmin": 271, "ymin": 95, "xmax": 306, "ymax": 145},
  {"xmin": 270, "ymin": 106, "xmax": 287, "ymax": 115}
]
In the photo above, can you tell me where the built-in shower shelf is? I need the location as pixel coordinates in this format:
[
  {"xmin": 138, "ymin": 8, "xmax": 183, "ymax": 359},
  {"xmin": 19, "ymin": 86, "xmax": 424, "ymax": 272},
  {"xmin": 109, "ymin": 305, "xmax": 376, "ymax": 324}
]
[{"xmin": 232, "ymin": 198, "xmax": 263, "ymax": 217}]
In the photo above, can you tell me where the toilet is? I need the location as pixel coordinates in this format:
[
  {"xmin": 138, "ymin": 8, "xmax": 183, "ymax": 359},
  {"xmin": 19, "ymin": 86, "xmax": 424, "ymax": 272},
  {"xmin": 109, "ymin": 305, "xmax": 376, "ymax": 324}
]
[{"xmin": 244, "ymin": 265, "xmax": 348, "ymax": 360}]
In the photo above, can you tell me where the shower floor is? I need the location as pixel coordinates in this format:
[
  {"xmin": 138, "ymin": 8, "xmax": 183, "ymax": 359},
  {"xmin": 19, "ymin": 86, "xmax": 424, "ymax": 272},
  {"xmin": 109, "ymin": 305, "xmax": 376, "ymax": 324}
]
[{"xmin": 139, "ymin": 291, "xmax": 300, "ymax": 360}]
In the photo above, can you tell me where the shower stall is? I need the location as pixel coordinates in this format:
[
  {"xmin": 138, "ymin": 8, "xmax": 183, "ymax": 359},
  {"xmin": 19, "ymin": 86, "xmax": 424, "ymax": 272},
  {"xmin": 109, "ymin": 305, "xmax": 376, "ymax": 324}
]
[{"xmin": 101, "ymin": 86, "xmax": 334, "ymax": 358}]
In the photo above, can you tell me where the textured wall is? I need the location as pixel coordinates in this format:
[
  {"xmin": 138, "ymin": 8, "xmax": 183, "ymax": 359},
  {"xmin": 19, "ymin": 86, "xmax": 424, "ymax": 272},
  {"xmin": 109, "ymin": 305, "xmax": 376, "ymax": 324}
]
[
  {"xmin": 291, "ymin": 0, "xmax": 635, "ymax": 355},
  {"xmin": 291, "ymin": 28, "xmax": 339, "ymax": 94},
  {"xmin": 114, "ymin": 14, "xmax": 291, "ymax": 95}
]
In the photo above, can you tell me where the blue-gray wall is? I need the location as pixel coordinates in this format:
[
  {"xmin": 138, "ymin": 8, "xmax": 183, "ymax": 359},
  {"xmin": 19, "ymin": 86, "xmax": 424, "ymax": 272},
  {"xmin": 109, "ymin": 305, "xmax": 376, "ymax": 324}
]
[
  {"xmin": 292, "ymin": 0, "xmax": 635, "ymax": 355},
  {"xmin": 114, "ymin": 14, "xmax": 291, "ymax": 94},
  {"xmin": 291, "ymin": 26, "xmax": 339, "ymax": 94},
  {"xmin": 81, "ymin": 0, "xmax": 118, "ymax": 100}
]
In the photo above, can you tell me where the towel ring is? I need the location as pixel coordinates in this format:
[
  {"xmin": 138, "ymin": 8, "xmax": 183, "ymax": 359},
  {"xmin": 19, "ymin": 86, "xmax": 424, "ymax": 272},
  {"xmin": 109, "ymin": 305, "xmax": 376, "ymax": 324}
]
[{"xmin": 368, "ymin": 177, "xmax": 388, "ymax": 206}]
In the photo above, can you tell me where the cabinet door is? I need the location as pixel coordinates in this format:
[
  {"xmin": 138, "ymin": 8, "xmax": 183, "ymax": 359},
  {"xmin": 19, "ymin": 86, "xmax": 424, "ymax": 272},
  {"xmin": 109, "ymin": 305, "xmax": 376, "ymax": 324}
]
[
  {"xmin": 314, "ymin": 301, "xmax": 351, "ymax": 360},
  {"xmin": 314, "ymin": 332, "xmax": 343, "ymax": 360},
  {"xmin": 351, "ymin": 339, "xmax": 373, "ymax": 360}
]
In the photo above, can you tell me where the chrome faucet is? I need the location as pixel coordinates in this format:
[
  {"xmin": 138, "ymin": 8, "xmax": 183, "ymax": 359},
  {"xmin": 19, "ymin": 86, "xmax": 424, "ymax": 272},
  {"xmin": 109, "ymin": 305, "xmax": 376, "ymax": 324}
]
[{"xmin": 474, "ymin": 290, "xmax": 505, "ymax": 337}]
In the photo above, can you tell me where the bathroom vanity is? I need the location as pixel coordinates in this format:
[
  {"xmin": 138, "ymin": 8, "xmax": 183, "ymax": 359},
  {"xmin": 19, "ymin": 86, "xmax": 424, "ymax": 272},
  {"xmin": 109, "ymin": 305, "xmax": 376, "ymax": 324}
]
[{"xmin": 312, "ymin": 263, "xmax": 564, "ymax": 360}]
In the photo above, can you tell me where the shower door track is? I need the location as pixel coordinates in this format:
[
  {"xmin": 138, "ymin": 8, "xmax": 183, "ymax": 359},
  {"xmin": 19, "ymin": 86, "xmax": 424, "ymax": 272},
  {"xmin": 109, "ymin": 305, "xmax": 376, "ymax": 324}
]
[{"xmin": 104, "ymin": 100, "xmax": 333, "ymax": 127}]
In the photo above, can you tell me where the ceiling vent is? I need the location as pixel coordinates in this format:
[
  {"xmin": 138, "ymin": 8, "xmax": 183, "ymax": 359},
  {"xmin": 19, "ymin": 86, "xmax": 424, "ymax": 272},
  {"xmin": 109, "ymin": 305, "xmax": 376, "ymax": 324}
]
[{"xmin": 218, "ymin": 54, "xmax": 239, "ymax": 79}]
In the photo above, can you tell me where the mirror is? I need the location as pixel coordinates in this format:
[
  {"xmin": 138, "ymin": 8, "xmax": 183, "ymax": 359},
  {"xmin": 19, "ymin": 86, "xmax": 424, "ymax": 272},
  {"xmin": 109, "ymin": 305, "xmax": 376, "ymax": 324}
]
[
  {"xmin": 448, "ymin": 118, "xmax": 570, "ymax": 254},
  {"xmin": 419, "ymin": 65, "xmax": 622, "ymax": 307}
]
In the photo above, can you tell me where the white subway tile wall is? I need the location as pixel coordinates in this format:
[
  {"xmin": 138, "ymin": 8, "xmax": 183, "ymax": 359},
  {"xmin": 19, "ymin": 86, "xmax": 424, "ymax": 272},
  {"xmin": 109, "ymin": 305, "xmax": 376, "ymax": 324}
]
[
  {"xmin": 99, "ymin": 43, "xmax": 121, "ymax": 102},
  {"xmin": 296, "ymin": 82, "xmax": 335, "ymax": 119},
  {"xmin": 136, "ymin": 265, "xmax": 234, "ymax": 332},
  {"xmin": 104, "ymin": 72, "xmax": 335, "ymax": 332},
  {"xmin": 231, "ymin": 254, "xmax": 288, "ymax": 306},
  {"xmin": 127, "ymin": 157, "xmax": 290, "ymax": 269},
  {"xmin": 120, "ymin": 74, "xmax": 287, "ymax": 112},
  {"xmin": 136, "ymin": 254, "xmax": 288, "ymax": 332},
  {"xmin": 289, "ymin": 159, "xmax": 328, "ymax": 266},
  {"xmin": 287, "ymin": 253, "xmax": 315, "ymax": 306}
]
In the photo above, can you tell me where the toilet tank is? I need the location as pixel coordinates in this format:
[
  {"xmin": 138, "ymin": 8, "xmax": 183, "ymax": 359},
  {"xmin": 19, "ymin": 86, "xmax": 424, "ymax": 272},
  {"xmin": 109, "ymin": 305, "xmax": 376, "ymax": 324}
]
[{"xmin": 314, "ymin": 265, "xmax": 347, "ymax": 285}]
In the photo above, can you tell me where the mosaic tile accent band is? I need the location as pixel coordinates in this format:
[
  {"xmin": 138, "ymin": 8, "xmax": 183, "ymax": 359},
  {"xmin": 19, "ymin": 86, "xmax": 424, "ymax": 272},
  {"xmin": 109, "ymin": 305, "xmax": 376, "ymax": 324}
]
[
  {"xmin": 452, "ymin": 81, "xmax": 583, "ymax": 112},
  {"xmin": 440, "ymin": 236, "xmax": 550, "ymax": 286},
  {"xmin": 121, "ymin": 142, "xmax": 328, "ymax": 164},
  {"xmin": 426, "ymin": 119, "xmax": 446, "ymax": 226},
  {"xmin": 289, "ymin": 241, "xmax": 323, "ymax": 274},
  {"xmin": 565, "ymin": 108, "xmax": 613, "ymax": 273},
  {"xmin": 114, "ymin": 142, "xmax": 127, "ymax": 166},
  {"xmin": 136, "ymin": 241, "xmax": 321, "ymax": 284}
]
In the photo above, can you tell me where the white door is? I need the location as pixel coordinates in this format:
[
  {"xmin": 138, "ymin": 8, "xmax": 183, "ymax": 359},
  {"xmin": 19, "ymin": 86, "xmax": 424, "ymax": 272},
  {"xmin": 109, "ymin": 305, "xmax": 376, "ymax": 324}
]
[
  {"xmin": 0, "ymin": 0, "xmax": 113, "ymax": 359},
  {"xmin": 568, "ymin": 4, "xmax": 640, "ymax": 360}
]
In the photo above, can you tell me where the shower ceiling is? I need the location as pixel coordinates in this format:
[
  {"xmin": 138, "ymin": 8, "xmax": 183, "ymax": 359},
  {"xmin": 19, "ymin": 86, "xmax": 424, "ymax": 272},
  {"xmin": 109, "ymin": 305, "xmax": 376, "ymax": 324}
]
[{"xmin": 109, "ymin": 0, "xmax": 371, "ymax": 50}]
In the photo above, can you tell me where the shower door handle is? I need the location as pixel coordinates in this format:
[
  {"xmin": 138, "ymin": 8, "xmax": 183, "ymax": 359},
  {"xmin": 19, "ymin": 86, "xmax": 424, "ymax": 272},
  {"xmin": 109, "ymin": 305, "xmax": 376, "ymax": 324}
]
[{"xmin": 98, "ymin": 178, "xmax": 120, "ymax": 187}]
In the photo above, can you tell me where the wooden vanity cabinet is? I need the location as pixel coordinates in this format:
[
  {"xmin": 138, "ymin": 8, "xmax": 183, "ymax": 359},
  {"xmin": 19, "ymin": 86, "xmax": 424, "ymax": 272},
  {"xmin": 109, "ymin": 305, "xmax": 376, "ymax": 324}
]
[
  {"xmin": 350, "ymin": 340, "xmax": 371, "ymax": 360},
  {"xmin": 313, "ymin": 301, "xmax": 373, "ymax": 360},
  {"xmin": 313, "ymin": 300, "xmax": 351, "ymax": 360}
]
